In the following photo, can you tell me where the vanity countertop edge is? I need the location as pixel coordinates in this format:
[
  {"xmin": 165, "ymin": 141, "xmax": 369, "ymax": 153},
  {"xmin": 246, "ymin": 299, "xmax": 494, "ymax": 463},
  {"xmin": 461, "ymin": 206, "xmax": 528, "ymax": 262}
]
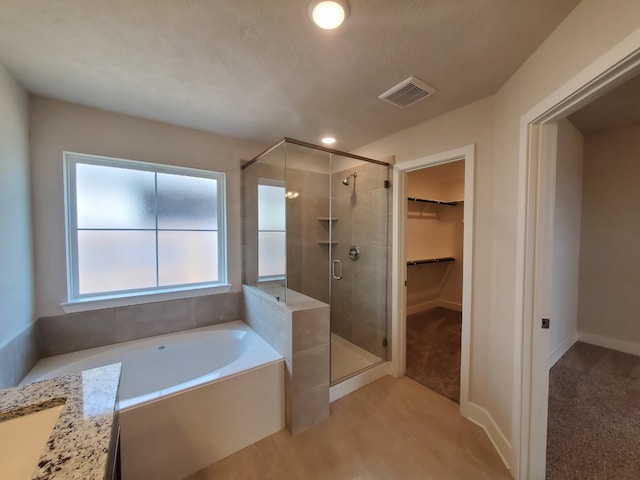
[{"xmin": 0, "ymin": 363, "xmax": 122, "ymax": 480}]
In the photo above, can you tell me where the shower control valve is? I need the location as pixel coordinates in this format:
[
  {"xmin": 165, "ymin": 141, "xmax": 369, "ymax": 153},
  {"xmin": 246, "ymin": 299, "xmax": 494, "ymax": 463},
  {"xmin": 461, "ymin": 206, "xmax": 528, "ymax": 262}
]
[{"xmin": 349, "ymin": 245, "xmax": 360, "ymax": 261}]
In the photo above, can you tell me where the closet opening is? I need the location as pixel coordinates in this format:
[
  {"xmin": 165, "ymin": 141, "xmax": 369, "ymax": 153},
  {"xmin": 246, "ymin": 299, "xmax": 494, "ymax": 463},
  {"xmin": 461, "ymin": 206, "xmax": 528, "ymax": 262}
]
[
  {"xmin": 404, "ymin": 161, "xmax": 465, "ymax": 403},
  {"xmin": 391, "ymin": 144, "xmax": 474, "ymax": 416}
]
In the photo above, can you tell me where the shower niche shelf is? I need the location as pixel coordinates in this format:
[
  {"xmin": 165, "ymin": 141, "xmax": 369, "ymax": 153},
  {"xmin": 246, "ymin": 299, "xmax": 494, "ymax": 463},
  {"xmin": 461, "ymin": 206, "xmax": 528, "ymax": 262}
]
[{"xmin": 317, "ymin": 218, "xmax": 338, "ymax": 245}]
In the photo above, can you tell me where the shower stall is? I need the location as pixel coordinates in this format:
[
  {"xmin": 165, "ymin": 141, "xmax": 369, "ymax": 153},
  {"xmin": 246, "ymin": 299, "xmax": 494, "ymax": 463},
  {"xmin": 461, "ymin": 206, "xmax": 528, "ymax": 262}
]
[{"xmin": 242, "ymin": 138, "xmax": 390, "ymax": 383}]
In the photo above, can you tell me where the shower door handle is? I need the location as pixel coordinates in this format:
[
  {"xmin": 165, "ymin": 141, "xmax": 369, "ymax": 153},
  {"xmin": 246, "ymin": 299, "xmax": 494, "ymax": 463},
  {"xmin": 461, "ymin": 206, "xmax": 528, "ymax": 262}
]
[{"xmin": 332, "ymin": 259, "xmax": 343, "ymax": 280}]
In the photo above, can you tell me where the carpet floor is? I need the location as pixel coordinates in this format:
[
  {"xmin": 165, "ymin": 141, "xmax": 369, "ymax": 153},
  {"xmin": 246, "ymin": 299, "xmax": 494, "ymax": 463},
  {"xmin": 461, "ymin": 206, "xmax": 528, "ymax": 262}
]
[
  {"xmin": 405, "ymin": 307, "xmax": 461, "ymax": 403},
  {"xmin": 547, "ymin": 342, "xmax": 640, "ymax": 479}
]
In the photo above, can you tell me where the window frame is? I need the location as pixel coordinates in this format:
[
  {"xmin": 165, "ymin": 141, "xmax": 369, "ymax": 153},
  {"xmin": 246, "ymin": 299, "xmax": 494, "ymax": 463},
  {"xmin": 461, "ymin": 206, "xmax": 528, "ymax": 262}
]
[{"xmin": 63, "ymin": 151, "xmax": 228, "ymax": 305}]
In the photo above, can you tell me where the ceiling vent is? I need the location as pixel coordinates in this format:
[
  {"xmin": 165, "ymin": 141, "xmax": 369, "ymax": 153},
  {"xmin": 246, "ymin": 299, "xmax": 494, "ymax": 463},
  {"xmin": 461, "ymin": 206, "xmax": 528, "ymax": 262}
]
[{"xmin": 378, "ymin": 76, "xmax": 436, "ymax": 108}]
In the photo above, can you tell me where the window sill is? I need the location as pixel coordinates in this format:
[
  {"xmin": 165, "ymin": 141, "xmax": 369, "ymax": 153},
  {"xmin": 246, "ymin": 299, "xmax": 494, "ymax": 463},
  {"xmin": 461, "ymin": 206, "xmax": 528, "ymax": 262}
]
[{"xmin": 60, "ymin": 284, "xmax": 232, "ymax": 314}]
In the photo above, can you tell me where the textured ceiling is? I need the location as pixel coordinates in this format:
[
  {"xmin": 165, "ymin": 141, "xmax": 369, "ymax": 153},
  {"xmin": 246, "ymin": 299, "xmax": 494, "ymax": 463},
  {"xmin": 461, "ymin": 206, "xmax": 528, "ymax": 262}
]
[
  {"xmin": 569, "ymin": 73, "xmax": 640, "ymax": 135},
  {"xmin": 0, "ymin": 0, "xmax": 580, "ymax": 151}
]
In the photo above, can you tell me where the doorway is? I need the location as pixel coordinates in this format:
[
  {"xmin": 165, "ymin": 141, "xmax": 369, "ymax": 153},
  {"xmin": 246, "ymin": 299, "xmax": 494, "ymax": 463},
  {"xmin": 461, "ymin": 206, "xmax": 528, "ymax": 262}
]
[
  {"xmin": 537, "ymin": 74, "xmax": 640, "ymax": 479},
  {"xmin": 514, "ymin": 39, "xmax": 640, "ymax": 479},
  {"xmin": 404, "ymin": 161, "xmax": 465, "ymax": 403},
  {"xmin": 391, "ymin": 145, "xmax": 474, "ymax": 415}
]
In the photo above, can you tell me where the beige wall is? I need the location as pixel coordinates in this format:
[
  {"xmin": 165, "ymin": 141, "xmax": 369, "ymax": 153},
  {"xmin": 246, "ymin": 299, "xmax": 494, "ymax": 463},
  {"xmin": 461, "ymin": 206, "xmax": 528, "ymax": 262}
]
[
  {"xmin": 0, "ymin": 62, "xmax": 37, "ymax": 388},
  {"xmin": 0, "ymin": 63, "xmax": 32, "ymax": 346},
  {"xmin": 30, "ymin": 96, "xmax": 265, "ymax": 318},
  {"xmin": 354, "ymin": 0, "xmax": 640, "ymax": 464},
  {"xmin": 354, "ymin": 95, "xmax": 496, "ymax": 426},
  {"xmin": 578, "ymin": 124, "xmax": 640, "ymax": 343},
  {"xmin": 551, "ymin": 119, "xmax": 584, "ymax": 361},
  {"xmin": 406, "ymin": 161, "xmax": 465, "ymax": 202}
]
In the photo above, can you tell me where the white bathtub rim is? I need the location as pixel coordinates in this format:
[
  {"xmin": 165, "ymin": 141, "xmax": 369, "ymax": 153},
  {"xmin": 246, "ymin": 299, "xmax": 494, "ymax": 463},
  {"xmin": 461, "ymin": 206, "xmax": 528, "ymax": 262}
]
[
  {"xmin": 29, "ymin": 329, "xmax": 251, "ymax": 387},
  {"xmin": 26, "ymin": 320, "xmax": 250, "ymax": 372},
  {"xmin": 22, "ymin": 320, "xmax": 283, "ymax": 410},
  {"xmin": 23, "ymin": 320, "xmax": 258, "ymax": 383}
]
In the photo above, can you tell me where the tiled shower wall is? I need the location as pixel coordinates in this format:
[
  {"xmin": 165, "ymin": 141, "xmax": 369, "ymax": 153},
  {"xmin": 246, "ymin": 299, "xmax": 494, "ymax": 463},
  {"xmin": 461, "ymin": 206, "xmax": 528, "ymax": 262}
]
[
  {"xmin": 36, "ymin": 292, "xmax": 242, "ymax": 357},
  {"xmin": 285, "ymin": 167, "xmax": 330, "ymax": 303}
]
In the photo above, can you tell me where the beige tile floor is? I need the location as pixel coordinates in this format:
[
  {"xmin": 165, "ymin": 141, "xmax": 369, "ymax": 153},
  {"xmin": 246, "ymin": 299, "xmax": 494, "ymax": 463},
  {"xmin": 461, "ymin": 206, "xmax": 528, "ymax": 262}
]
[{"xmin": 187, "ymin": 376, "xmax": 511, "ymax": 480}]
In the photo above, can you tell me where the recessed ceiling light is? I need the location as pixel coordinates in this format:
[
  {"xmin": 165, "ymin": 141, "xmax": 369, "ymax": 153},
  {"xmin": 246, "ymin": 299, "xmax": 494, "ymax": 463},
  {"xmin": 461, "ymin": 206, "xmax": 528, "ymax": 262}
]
[
  {"xmin": 309, "ymin": 1, "xmax": 349, "ymax": 30},
  {"xmin": 321, "ymin": 136, "xmax": 337, "ymax": 145}
]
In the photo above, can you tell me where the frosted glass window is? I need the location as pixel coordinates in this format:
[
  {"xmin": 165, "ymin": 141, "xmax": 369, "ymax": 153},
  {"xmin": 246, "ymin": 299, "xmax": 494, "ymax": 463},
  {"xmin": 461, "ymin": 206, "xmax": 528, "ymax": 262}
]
[
  {"xmin": 78, "ymin": 231, "xmax": 156, "ymax": 294},
  {"xmin": 258, "ymin": 232, "xmax": 286, "ymax": 278},
  {"xmin": 66, "ymin": 153, "xmax": 226, "ymax": 301},
  {"xmin": 158, "ymin": 232, "xmax": 218, "ymax": 286},
  {"xmin": 157, "ymin": 173, "xmax": 218, "ymax": 230},
  {"xmin": 257, "ymin": 182, "xmax": 286, "ymax": 278},
  {"xmin": 258, "ymin": 185, "xmax": 286, "ymax": 231},
  {"xmin": 76, "ymin": 163, "xmax": 156, "ymax": 229}
]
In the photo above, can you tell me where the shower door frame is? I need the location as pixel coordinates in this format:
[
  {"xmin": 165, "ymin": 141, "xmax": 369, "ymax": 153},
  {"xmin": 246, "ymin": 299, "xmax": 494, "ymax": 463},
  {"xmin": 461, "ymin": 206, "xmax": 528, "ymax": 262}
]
[
  {"xmin": 242, "ymin": 137, "xmax": 390, "ymax": 170},
  {"xmin": 329, "ymin": 152, "xmax": 391, "ymax": 385}
]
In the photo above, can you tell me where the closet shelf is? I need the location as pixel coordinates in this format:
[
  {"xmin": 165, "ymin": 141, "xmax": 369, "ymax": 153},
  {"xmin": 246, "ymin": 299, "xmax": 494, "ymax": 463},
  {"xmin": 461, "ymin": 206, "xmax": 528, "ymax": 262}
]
[
  {"xmin": 407, "ymin": 257, "xmax": 455, "ymax": 266},
  {"xmin": 408, "ymin": 197, "xmax": 458, "ymax": 206}
]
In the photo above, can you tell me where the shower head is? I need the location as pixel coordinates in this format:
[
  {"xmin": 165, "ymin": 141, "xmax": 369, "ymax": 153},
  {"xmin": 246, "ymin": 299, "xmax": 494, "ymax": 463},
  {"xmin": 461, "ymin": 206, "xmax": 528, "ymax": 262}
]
[{"xmin": 342, "ymin": 171, "xmax": 357, "ymax": 186}]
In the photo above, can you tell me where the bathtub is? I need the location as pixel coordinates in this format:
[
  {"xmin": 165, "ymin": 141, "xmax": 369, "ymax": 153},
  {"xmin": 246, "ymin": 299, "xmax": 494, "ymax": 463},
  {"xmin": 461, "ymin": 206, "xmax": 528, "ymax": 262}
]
[{"xmin": 22, "ymin": 320, "xmax": 285, "ymax": 480}]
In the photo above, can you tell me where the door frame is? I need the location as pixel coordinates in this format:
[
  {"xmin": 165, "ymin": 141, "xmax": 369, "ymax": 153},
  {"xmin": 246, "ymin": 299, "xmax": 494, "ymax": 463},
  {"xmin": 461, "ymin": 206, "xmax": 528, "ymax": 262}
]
[
  {"xmin": 391, "ymin": 144, "xmax": 475, "ymax": 416},
  {"xmin": 513, "ymin": 32, "xmax": 640, "ymax": 479}
]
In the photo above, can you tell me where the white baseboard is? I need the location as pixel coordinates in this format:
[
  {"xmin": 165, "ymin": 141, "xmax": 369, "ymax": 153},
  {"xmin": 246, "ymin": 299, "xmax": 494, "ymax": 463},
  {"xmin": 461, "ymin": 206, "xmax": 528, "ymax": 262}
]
[
  {"xmin": 406, "ymin": 299, "xmax": 463, "ymax": 315},
  {"xmin": 465, "ymin": 402, "xmax": 513, "ymax": 473},
  {"xmin": 406, "ymin": 300, "xmax": 439, "ymax": 315},
  {"xmin": 329, "ymin": 362, "xmax": 391, "ymax": 403},
  {"xmin": 549, "ymin": 332, "xmax": 578, "ymax": 368},
  {"xmin": 578, "ymin": 331, "xmax": 640, "ymax": 357},
  {"xmin": 438, "ymin": 299, "xmax": 463, "ymax": 312}
]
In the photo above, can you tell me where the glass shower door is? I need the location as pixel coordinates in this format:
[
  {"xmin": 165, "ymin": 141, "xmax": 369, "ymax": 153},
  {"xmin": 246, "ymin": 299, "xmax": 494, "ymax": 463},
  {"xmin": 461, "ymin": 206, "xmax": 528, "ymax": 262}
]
[
  {"xmin": 242, "ymin": 143, "xmax": 287, "ymax": 301},
  {"xmin": 284, "ymin": 142, "xmax": 331, "ymax": 305},
  {"xmin": 330, "ymin": 155, "xmax": 389, "ymax": 383}
]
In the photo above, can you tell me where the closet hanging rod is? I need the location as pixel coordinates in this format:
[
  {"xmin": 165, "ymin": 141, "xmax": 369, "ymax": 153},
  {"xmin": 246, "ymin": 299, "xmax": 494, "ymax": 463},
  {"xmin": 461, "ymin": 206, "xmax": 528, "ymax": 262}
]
[
  {"xmin": 407, "ymin": 197, "xmax": 458, "ymax": 206},
  {"xmin": 407, "ymin": 257, "xmax": 456, "ymax": 266}
]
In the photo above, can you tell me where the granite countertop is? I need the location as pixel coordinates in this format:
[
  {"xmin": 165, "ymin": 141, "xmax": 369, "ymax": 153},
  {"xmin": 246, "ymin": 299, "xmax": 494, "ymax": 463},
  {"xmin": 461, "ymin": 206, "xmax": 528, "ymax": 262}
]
[{"xmin": 0, "ymin": 363, "xmax": 121, "ymax": 480}]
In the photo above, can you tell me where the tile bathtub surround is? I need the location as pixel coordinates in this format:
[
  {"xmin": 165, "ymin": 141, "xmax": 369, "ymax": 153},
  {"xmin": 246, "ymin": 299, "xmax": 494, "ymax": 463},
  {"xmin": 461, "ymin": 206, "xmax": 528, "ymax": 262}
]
[
  {"xmin": 0, "ymin": 341, "xmax": 14, "ymax": 389},
  {"xmin": 0, "ymin": 363, "xmax": 121, "ymax": 480},
  {"xmin": 242, "ymin": 285, "xmax": 330, "ymax": 435},
  {"xmin": 0, "ymin": 323, "xmax": 39, "ymax": 389},
  {"xmin": 37, "ymin": 292, "xmax": 242, "ymax": 357}
]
